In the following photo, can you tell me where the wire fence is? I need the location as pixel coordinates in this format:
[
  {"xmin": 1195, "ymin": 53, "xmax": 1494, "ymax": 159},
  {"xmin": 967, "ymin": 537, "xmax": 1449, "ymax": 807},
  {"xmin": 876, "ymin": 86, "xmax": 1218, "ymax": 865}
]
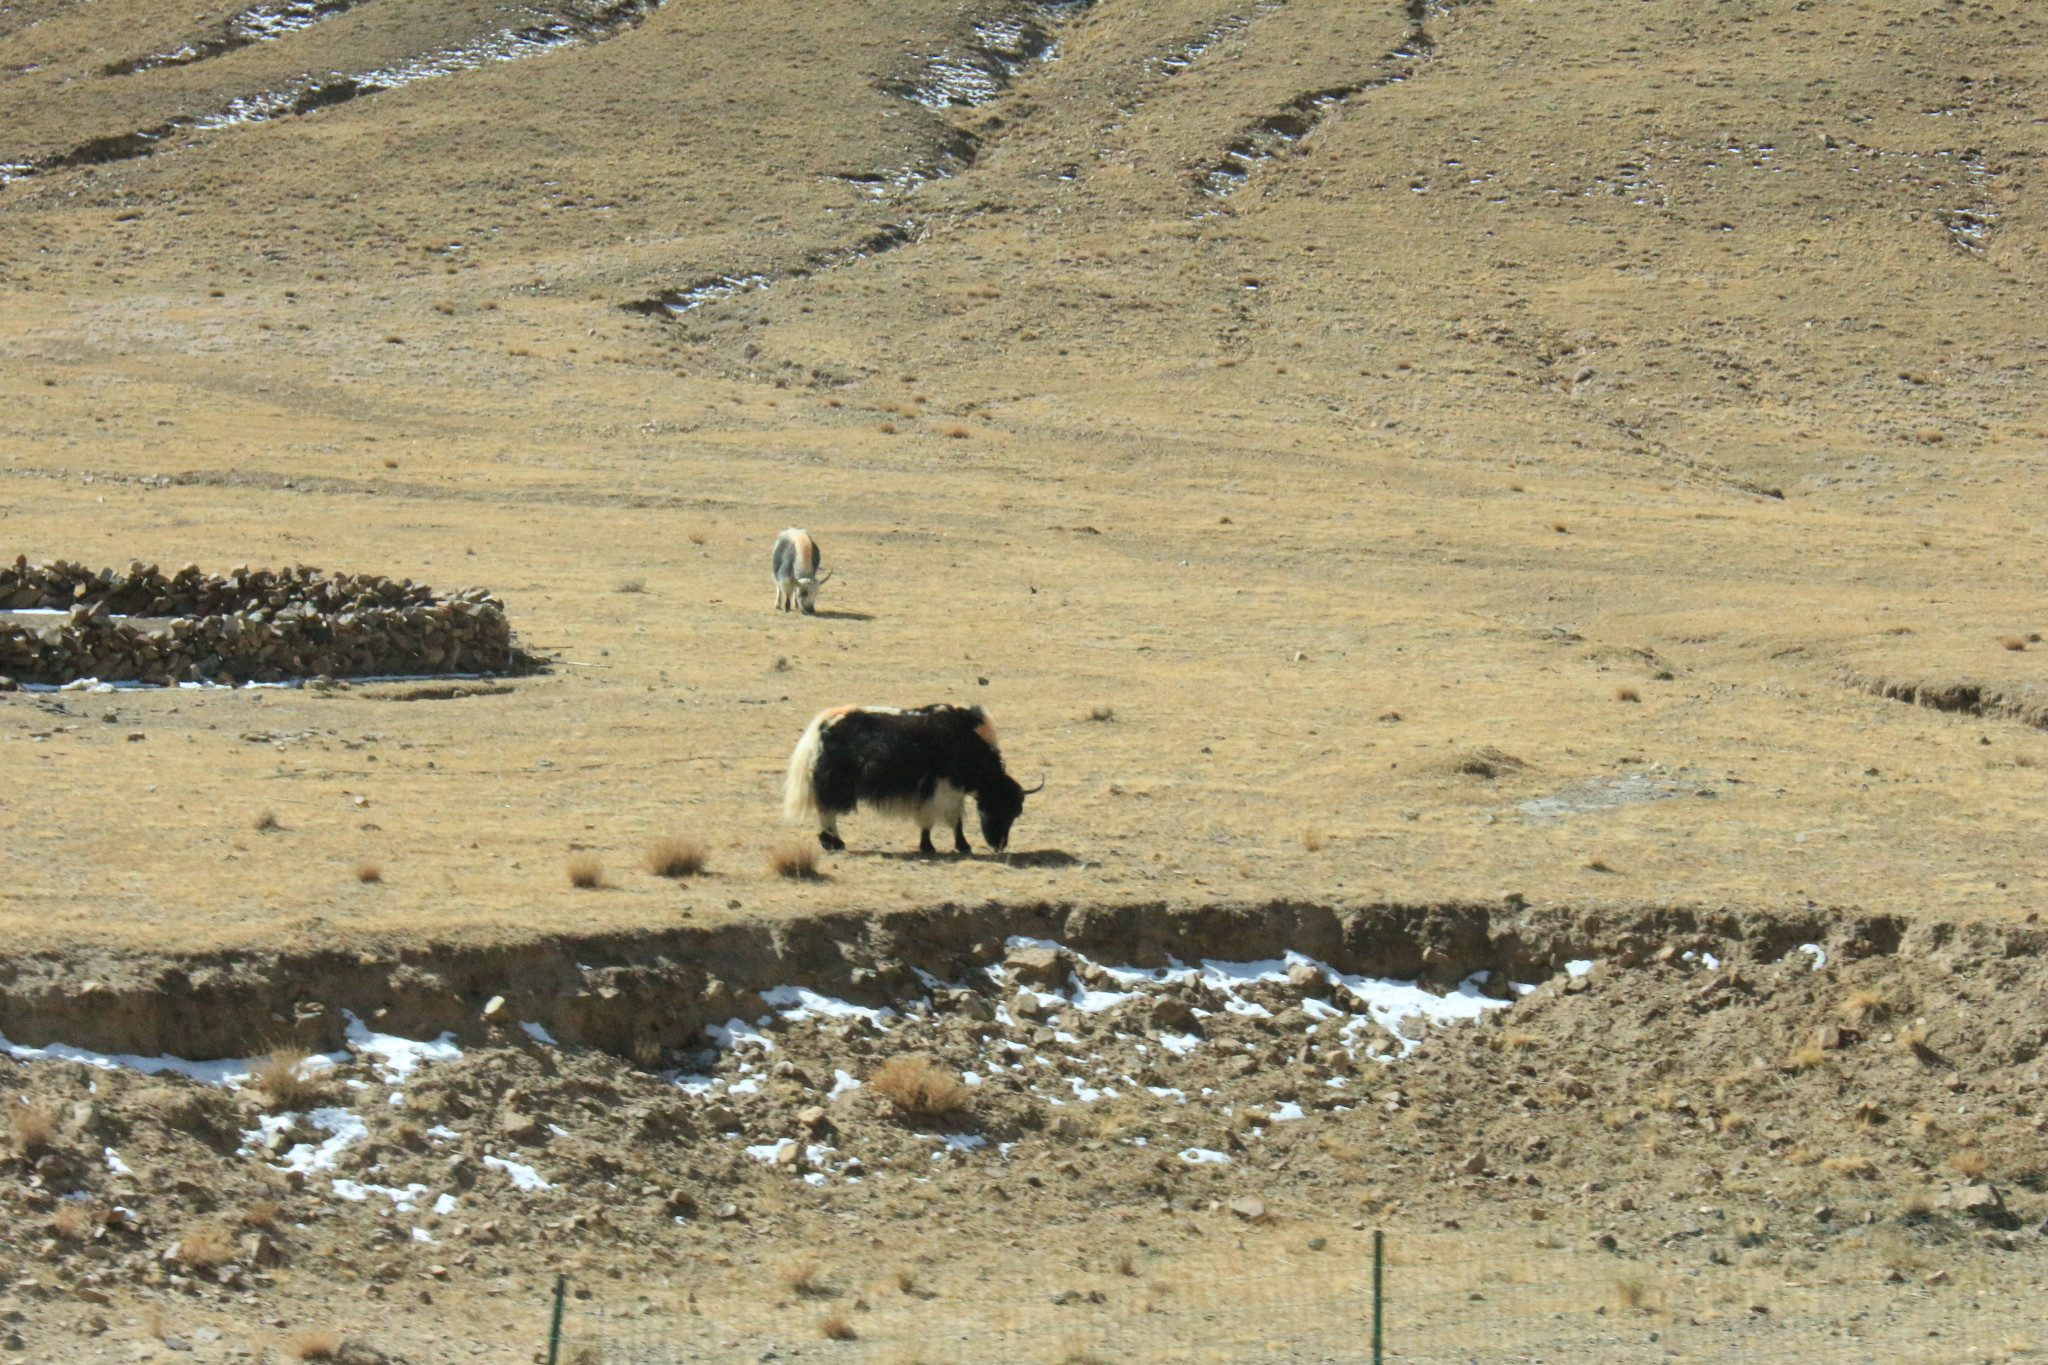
[{"xmin": 537, "ymin": 1224, "xmax": 2043, "ymax": 1365}]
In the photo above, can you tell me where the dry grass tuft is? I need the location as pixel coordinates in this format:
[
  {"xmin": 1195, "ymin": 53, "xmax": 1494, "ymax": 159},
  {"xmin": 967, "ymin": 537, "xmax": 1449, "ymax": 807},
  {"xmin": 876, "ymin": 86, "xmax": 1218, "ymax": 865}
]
[
  {"xmin": 1999, "ymin": 634, "xmax": 2028, "ymax": 652},
  {"xmin": 251, "ymin": 1047, "xmax": 322, "ymax": 1109},
  {"xmin": 614, "ymin": 578, "xmax": 646, "ymax": 594},
  {"xmin": 244, "ymin": 1198, "xmax": 281, "ymax": 1229},
  {"xmin": 1087, "ymin": 704, "xmax": 1115, "ymax": 722},
  {"xmin": 893, "ymin": 1269, "xmax": 919, "ymax": 1295},
  {"xmin": 1951, "ymin": 1147, "xmax": 1988, "ymax": 1179},
  {"xmin": 1552, "ymin": 521, "xmax": 1569, "ymax": 534},
  {"xmin": 254, "ymin": 810, "xmax": 280, "ymax": 832},
  {"xmin": 9, "ymin": 1098, "xmax": 58, "ymax": 1154},
  {"xmin": 1841, "ymin": 987, "xmax": 1892, "ymax": 1027},
  {"xmin": 53, "ymin": 1200, "xmax": 94, "ymax": 1240},
  {"xmin": 644, "ymin": 836, "xmax": 709, "ymax": 878},
  {"xmin": 779, "ymin": 1256, "xmax": 828, "ymax": 1297},
  {"xmin": 1785, "ymin": 1040, "xmax": 1827, "ymax": 1072},
  {"xmin": 1614, "ymin": 685, "xmax": 1641, "ymax": 703},
  {"xmin": 869, "ymin": 1054, "xmax": 973, "ymax": 1116},
  {"xmin": 1300, "ymin": 830, "xmax": 1325, "ymax": 852},
  {"xmin": 819, "ymin": 1314, "xmax": 857, "ymax": 1341},
  {"xmin": 172, "ymin": 1222, "xmax": 236, "ymax": 1270},
  {"xmin": 876, "ymin": 421, "xmax": 896, "ymax": 434},
  {"xmin": 288, "ymin": 1328, "xmax": 344, "ymax": 1361},
  {"xmin": 688, "ymin": 531, "xmax": 708, "ymax": 546},
  {"xmin": 944, "ymin": 425, "xmax": 970, "ymax": 439},
  {"xmin": 355, "ymin": 861, "xmax": 383, "ymax": 884},
  {"xmin": 1613, "ymin": 1277, "xmax": 1652, "ymax": 1311},
  {"xmin": 768, "ymin": 839, "xmax": 820, "ymax": 880},
  {"xmin": 1500, "ymin": 1029, "xmax": 1538, "ymax": 1052},
  {"xmin": 1717, "ymin": 1111, "xmax": 1752, "ymax": 1135},
  {"xmin": 567, "ymin": 853, "xmax": 607, "ymax": 889},
  {"xmin": 1821, "ymin": 1155, "xmax": 1877, "ymax": 1179}
]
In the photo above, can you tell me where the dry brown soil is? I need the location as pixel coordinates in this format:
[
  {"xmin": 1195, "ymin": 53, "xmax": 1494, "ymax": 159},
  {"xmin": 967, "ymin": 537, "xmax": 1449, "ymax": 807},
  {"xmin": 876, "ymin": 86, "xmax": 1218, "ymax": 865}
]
[{"xmin": 3, "ymin": 0, "xmax": 2048, "ymax": 1358}]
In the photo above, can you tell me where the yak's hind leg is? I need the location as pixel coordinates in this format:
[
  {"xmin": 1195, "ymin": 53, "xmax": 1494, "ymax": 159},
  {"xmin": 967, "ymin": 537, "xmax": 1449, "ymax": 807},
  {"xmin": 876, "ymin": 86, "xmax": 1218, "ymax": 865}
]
[
  {"xmin": 918, "ymin": 827, "xmax": 938, "ymax": 856},
  {"xmin": 818, "ymin": 810, "xmax": 845, "ymax": 852}
]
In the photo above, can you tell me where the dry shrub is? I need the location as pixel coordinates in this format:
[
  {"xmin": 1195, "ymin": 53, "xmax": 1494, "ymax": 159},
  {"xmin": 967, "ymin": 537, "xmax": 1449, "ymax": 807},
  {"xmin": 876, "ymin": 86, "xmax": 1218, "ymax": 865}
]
[
  {"xmin": 1717, "ymin": 1111, "xmax": 1752, "ymax": 1135},
  {"xmin": 1999, "ymin": 634, "xmax": 2028, "ymax": 652},
  {"xmin": 355, "ymin": 861, "xmax": 382, "ymax": 884},
  {"xmin": 614, "ymin": 579, "xmax": 646, "ymax": 594},
  {"xmin": 1785, "ymin": 1040, "xmax": 1827, "ymax": 1072},
  {"xmin": 778, "ymin": 1256, "xmax": 827, "ymax": 1297},
  {"xmin": 819, "ymin": 1314, "xmax": 857, "ymax": 1341},
  {"xmin": 893, "ymin": 1269, "xmax": 919, "ymax": 1295},
  {"xmin": 688, "ymin": 531, "xmax": 708, "ymax": 546},
  {"xmin": 245, "ymin": 1198, "xmax": 281, "ymax": 1229},
  {"xmin": 172, "ymin": 1223, "xmax": 236, "ymax": 1270},
  {"xmin": 1614, "ymin": 685, "xmax": 1641, "ymax": 703},
  {"xmin": 869, "ymin": 1054, "xmax": 972, "ymax": 1116},
  {"xmin": 1821, "ymin": 1156, "xmax": 1877, "ymax": 1179},
  {"xmin": 1612, "ymin": 1277, "xmax": 1653, "ymax": 1311},
  {"xmin": 645, "ymin": 836, "xmax": 708, "ymax": 878},
  {"xmin": 9, "ymin": 1099, "xmax": 58, "ymax": 1153},
  {"xmin": 768, "ymin": 839, "xmax": 819, "ymax": 880},
  {"xmin": 567, "ymin": 853, "xmax": 606, "ymax": 889},
  {"xmin": 1087, "ymin": 704, "xmax": 1115, "ymax": 723},
  {"xmin": 1300, "ymin": 830, "xmax": 1325, "ymax": 852},
  {"xmin": 1952, "ymin": 1147, "xmax": 1988, "ymax": 1179},
  {"xmin": 253, "ymin": 810, "xmax": 280, "ymax": 832},
  {"xmin": 876, "ymin": 421, "xmax": 896, "ymax": 435},
  {"xmin": 53, "ymin": 1200, "xmax": 94, "ymax": 1241},
  {"xmin": 288, "ymin": 1328, "xmax": 343, "ymax": 1361},
  {"xmin": 1500, "ymin": 1030, "xmax": 1538, "ymax": 1052},
  {"xmin": 1552, "ymin": 522, "xmax": 1569, "ymax": 534},
  {"xmin": 1841, "ymin": 987, "xmax": 1891, "ymax": 1027},
  {"xmin": 1899, "ymin": 1193, "xmax": 1933, "ymax": 1224},
  {"xmin": 944, "ymin": 425, "xmax": 970, "ymax": 439},
  {"xmin": 251, "ymin": 1047, "xmax": 322, "ymax": 1109}
]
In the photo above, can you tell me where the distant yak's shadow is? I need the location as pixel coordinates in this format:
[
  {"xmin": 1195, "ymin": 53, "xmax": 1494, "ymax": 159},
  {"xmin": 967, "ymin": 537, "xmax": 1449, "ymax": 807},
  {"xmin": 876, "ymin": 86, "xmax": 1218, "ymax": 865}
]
[{"xmin": 810, "ymin": 609, "xmax": 874, "ymax": 621}]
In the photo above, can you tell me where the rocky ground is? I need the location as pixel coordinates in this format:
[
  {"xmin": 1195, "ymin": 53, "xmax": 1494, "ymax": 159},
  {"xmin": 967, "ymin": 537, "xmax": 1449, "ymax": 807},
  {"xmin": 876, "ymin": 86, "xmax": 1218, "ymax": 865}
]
[{"xmin": 5, "ymin": 922, "xmax": 2047, "ymax": 1363}]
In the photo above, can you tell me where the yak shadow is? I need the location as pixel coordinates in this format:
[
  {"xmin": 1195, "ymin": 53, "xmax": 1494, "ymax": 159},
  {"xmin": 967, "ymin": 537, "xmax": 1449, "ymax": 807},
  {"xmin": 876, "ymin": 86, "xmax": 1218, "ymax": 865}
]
[
  {"xmin": 999, "ymin": 848, "xmax": 1081, "ymax": 869},
  {"xmin": 810, "ymin": 609, "xmax": 874, "ymax": 621},
  {"xmin": 854, "ymin": 847, "xmax": 1080, "ymax": 867}
]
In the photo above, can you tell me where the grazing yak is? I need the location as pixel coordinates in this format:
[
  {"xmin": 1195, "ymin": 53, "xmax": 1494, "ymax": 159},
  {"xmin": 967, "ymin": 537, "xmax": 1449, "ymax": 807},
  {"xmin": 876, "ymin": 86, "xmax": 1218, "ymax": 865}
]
[
  {"xmin": 771, "ymin": 527, "xmax": 830, "ymax": 614},
  {"xmin": 783, "ymin": 704, "xmax": 1041, "ymax": 854}
]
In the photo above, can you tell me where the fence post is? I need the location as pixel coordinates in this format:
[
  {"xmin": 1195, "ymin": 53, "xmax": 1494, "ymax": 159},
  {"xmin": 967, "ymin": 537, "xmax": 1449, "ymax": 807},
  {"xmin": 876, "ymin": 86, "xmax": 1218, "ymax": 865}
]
[
  {"xmin": 546, "ymin": 1273, "xmax": 567, "ymax": 1365},
  {"xmin": 1372, "ymin": 1228, "xmax": 1384, "ymax": 1365}
]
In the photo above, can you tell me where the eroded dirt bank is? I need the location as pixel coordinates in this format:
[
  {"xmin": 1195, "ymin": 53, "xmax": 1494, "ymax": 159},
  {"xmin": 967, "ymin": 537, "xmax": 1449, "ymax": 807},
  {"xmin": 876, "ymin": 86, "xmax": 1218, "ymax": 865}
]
[
  {"xmin": 3, "ymin": 903, "xmax": 2045, "ymax": 1363},
  {"xmin": 0, "ymin": 899, "xmax": 1912, "ymax": 1063}
]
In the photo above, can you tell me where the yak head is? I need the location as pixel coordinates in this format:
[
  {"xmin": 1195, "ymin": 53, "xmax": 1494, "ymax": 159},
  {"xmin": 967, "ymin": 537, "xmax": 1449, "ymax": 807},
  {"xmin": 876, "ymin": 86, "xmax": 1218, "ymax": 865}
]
[
  {"xmin": 795, "ymin": 565, "xmax": 832, "ymax": 614},
  {"xmin": 976, "ymin": 771, "xmax": 1044, "ymax": 852}
]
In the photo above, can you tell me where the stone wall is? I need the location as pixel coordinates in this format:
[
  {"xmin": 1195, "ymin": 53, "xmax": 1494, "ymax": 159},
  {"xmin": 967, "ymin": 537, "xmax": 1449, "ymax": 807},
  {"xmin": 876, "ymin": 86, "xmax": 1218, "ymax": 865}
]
[{"xmin": 0, "ymin": 557, "xmax": 515, "ymax": 686}]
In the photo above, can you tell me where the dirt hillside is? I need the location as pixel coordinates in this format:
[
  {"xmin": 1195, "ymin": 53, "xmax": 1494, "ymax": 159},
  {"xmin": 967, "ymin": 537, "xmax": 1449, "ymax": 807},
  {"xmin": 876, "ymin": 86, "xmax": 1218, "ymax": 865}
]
[{"xmin": 2, "ymin": 0, "xmax": 2047, "ymax": 1359}]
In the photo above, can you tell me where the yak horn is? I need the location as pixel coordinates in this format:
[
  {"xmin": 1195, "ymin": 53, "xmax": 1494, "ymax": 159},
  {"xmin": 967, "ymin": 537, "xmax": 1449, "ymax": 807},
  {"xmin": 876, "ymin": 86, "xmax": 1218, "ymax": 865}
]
[
  {"xmin": 1022, "ymin": 771, "xmax": 1047, "ymax": 795},
  {"xmin": 814, "ymin": 567, "xmax": 834, "ymax": 584}
]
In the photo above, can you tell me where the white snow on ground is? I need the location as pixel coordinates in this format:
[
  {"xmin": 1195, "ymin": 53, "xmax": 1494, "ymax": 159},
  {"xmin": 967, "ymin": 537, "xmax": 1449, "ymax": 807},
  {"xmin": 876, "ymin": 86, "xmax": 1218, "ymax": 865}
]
[
  {"xmin": 996, "ymin": 936, "xmax": 1521, "ymax": 1059},
  {"xmin": 0, "ymin": 1030, "xmax": 318, "ymax": 1087},
  {"xmin": 519, "ymin": 1021, "xmax": 559, "ymax": 1046},
  {"xmin": 433, "ymin": 1193, "xmax": 458, "ymax": 1215},
  {"xmin": 482, "ymin": 1155, "xmax": 552, "ymax": 1190},
  {"xmin": 705, "ymin": 1017, "xmax": 773, "ymax": 1051},
  {"xmin": 1797, "ymin": 943, "xmax": 1827, "ymax": 971},
  {"xmin": 745, "ymin": 1139, "xmax": 795, "ymax": 1163},
  {"xmin": 1566, "ymin": 959, "xmax": 1595, "ymax": 978},
  {"xmin": 104, "ymin": 1148, "xmax": 134, "ymax": 1175},
  {"xmin": 345, "ymin": 1013, "xmax": 462, "ymax": 1080},
  {"xmin": 1269, "ymin": 1102, "xmax": 1305, "ymax": 1122},
  {"xmin": 330, "ymin": 1179, "xmax": 429, "ymax": 1210},
  {"xmin": 1179, "ymin": 1148, "xmax": 1231, "ymax": 1164},
  {"xmin": 242, "ymin": 1107, "xmax": 367, "ymax": 1174},
  {"xmin": 758, "ymin": 985, "xmax": 893, "ymax": 1027}
]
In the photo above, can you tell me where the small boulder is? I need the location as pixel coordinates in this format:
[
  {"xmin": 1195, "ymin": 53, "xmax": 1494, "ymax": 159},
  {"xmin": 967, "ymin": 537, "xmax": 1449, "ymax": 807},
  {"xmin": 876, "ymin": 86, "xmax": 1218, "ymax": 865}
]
[{"xmin": 1005, "ymin": 946, "xmax": 1068, "ymax": 988}]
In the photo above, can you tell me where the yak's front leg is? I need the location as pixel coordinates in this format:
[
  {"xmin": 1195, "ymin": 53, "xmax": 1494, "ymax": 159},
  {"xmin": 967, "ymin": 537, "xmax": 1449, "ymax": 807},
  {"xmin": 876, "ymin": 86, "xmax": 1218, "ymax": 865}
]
[
  {"xmin": 952, "ymin": 820, "xmax": 971, "ymax": 855},
  {"xmin": 818, "ymin": 811, "xmax": 845, "ymax": 852},
  {"xmin": 918, "ymin": 827, "xmax": 939, "ymax": 856}
]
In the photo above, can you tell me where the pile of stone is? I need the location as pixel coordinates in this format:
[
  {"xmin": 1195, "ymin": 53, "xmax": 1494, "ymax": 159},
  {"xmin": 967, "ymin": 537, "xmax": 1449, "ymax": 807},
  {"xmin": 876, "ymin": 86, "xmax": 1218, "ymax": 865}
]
[{"xmin": 0, "ymin": 557, "xmax": 514, "ymax": 686}]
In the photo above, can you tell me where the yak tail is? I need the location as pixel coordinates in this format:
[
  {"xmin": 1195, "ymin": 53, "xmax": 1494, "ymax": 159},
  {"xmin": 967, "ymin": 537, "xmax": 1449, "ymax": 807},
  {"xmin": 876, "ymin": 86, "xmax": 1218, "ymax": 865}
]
[{"xmin": 782, "ymin": 711, "xmax": 828, "ymax": 824}]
